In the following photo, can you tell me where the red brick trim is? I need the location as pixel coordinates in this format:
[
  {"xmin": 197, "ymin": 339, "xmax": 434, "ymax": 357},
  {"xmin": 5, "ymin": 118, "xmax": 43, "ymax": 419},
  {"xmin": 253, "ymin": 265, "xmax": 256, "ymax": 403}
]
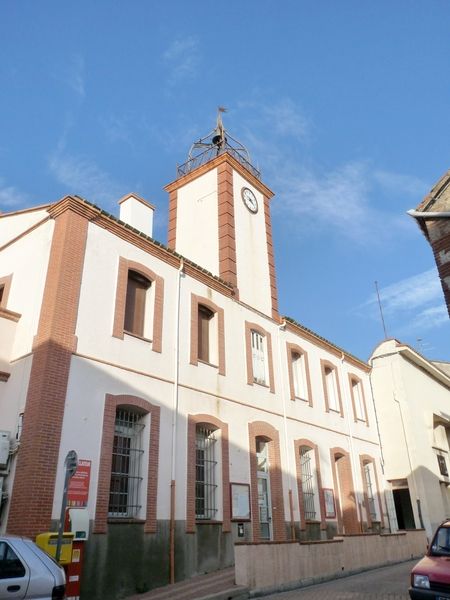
[
  {"xmin": 294, "ymin": 439, "xmax": 326, "ymax": 530},
  {"xmin": 348, "ymin": 373, "xmax": 369, "ymax": 426},
  {"xmin": 189, "ymin": 294, "xmax": 226, "ymax": 375},
  {"xmin": 330, "ymin": 447, "xmax": 359, "ymax": 534},
  {"xmin": 7, "ymin": 209, "xmax": 88, "ymax": 537},
  {"xmin": 320, "ymin": 359, "xmax": 344, "ymax": 417},
  {"xmin": 112, "ymin": 257, "xmax": 164, "ymax": 353},
  {"xmin": 94, "ymin": 394, "xmax": 160, "ymax": 534},
  {"xmin": 245, "ymin": 321, "xmax": 275, "ymax": 393},
  {"xmin": 217, "ymin": 162, "xmax": 238, "ymax": 292},
  {"xmin": 359, "ymin": 454, "xmax": 385, "ymax": 530},
  {"xmin": 0, "ymin": 274, "xmax": 12, "ymax": 308},
  {"xmin": 0, "ymin": 307, "xmax": 21, "ymax": 322},
  {"xmin": 186, "ymin": 414, "xmax": 231, "ymax": 533},
  {"xmin": 248, "ymin": 421, "xmax": 286, "ymax": 542},
  {"xmin": 167, "ymin": 189, "xmax": 177, "ymax": 250},
  {"xmin": 263, "ymin": 194, "xmax": 279, "ymax": 320},
  {"xmin": 286, "ymin": 342, "xmax": 313, "ymax": 406}
]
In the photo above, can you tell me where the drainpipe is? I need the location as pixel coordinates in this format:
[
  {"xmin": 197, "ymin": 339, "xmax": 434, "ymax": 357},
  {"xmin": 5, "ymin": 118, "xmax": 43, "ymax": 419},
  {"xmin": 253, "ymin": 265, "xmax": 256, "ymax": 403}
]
[
  {"xmin": 339, "ymin": 353, "xmax": 363, "ymax": 531},
  {"xmin": 277, "ymin": 320, "xmax": 296, "ymax": 540},
  {"xmin": 169, "ymin": 258, "xmax": 184, "ymax": 584}
]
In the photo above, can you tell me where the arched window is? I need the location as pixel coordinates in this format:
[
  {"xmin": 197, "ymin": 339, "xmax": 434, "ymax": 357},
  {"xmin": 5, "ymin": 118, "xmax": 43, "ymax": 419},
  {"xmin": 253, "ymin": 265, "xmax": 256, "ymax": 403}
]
[{"xmin": 195, "ymin": 424, "xmax": 218, "ymax": 520}]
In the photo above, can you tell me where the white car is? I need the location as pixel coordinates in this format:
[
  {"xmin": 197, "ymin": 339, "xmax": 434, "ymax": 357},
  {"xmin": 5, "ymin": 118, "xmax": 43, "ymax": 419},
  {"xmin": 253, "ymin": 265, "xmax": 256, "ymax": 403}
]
[{"xmin": 0, "ymin": 536, "xmax": 66, "ymax": 599}]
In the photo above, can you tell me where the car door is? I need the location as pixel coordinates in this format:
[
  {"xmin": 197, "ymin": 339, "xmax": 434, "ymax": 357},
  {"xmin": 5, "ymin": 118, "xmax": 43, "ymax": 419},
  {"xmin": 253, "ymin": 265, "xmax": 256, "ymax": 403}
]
[{"xmin": 0, "ymin": 540, "xmax": 29, "ymax": 599}]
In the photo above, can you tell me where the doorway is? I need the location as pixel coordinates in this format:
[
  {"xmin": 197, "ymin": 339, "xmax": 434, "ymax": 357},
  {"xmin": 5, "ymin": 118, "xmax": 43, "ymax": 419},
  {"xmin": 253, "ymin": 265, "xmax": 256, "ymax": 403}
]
[{"xmin": 393, "ymin": 488, "xmax": 415, "ymax": 529}]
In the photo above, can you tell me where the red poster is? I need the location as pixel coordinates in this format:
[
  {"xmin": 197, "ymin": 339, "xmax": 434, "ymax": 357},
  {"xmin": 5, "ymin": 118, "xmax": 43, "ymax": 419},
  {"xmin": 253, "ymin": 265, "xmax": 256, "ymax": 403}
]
[{"xmin": 67, "ymin": 459, "xmax": 91, "ymax": 507}]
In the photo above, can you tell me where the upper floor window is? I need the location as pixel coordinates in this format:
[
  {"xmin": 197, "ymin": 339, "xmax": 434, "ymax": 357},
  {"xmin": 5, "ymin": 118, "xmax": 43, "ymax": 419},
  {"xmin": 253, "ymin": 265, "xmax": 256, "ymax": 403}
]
[
  {"xmin": 251, "ymin": 330, "xmax": 267, "ymax": 385},
  {"xmin": 113, "ymin": 258, "xmax": 164, "ymax": 352},
  {"xmin": 437, "ymin": 455, "xmax": 449, "ymax": 477},
  {"xmin": 321, "ymin": 360, "xmax": 343, "ymax": 416},
  {"xmin": 197, "ymin": 304, "xmax": 216, "ymax": 364},
  {"xmin": 190, "ymin": 295, "xmax": 225, "ymax": 374},
  {"xmin": 349, "ymin": 376, "xmax": 368, "ymax": 424},
  {"xmin": 245, "ymin": 322, "xmax": 275, "ymax": 392},
  {"xmin": 124, "ymin": 270, "xmax": 152, "ymax": 338},
  {"xmin": 0, "ymin": 286, "xmax": 4, "ymax": 306},
  {"xmin": 292, "ymin": 353, "xmax": 307, "ymax": 399},
  {"xmin": 0, "ymin": 274, "xmax": 12, "ymax": 310},
  {"xmin": 195, "ymin": 425, "xmax": 218, "ymax": 520},
  {"xmin": 109, "ymin": 408, "xmax": 145, "ymax": 518}
]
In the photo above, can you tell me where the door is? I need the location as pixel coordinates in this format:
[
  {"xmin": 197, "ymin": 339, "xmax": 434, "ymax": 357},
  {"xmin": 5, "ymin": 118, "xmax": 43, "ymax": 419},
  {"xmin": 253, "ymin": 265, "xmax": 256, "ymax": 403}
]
[{"xmin": 257, "ymin": 472, "xmax": 272, "ymax": 540}]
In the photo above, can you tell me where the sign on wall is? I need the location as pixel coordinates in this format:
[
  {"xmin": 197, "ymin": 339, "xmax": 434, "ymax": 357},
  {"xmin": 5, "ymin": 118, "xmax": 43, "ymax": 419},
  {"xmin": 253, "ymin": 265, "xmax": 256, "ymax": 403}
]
[
  {"xmin": 231, "ymin": 483, "xmax": 251, "ymax": 521},
  {"xmin": 67, "ymin": 459, "xmax": 91, "ymax": 508}
]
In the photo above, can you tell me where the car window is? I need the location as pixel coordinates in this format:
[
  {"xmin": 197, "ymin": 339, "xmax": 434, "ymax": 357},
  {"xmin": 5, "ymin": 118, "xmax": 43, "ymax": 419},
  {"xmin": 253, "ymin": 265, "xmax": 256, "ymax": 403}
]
[
  {"xmin": 0, "ymin": 542, "xmax": 26, "ymax": 579},
  {"xmin": 430, "ymin": 526, "xmax": 450, "ymax": 556}
]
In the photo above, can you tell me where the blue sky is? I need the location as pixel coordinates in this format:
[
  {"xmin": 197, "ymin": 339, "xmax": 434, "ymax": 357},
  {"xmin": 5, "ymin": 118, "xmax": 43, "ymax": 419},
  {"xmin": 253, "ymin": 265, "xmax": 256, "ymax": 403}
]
[{"xmin": 1, "ymin": 1, "xmax": 449, "ymax": 361}]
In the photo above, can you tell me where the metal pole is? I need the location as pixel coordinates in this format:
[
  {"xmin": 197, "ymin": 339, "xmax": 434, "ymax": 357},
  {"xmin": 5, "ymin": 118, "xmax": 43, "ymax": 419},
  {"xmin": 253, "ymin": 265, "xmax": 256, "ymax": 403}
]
[{"xmin": 55, "ymin": 468, "xmax": 71, "ymax": 562}]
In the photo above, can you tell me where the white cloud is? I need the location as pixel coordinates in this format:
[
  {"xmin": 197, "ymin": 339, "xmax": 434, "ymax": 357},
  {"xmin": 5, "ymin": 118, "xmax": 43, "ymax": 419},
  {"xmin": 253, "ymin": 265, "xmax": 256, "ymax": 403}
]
[
  {"xmin": 358, "ymin": 268, "xmax": 447, "ymax": 335},
  {"xmin": 373, "ymin": 170, "xmax": 428, "ymax": 197},
  {"xmin": 48, "ymin": 153, "xmax": 122, "ymax": 207},
  {"xmin": 163, "ymin": 36, "xmax": 200, "ymax": 86},
  {"xmin": 64, "ymin": 54, "xmax": 85, "ymax": 98},
  {"xmin": 0, "ymin": 179, "xmax": 28, "ymax": 209}
]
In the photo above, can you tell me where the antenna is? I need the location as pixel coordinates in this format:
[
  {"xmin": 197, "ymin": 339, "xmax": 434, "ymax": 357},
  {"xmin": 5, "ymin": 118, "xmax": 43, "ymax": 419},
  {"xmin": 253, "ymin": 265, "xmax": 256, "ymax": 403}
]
[{"xmin": 374, "ymin": 281, "xmax": 388, "ymax": 339}]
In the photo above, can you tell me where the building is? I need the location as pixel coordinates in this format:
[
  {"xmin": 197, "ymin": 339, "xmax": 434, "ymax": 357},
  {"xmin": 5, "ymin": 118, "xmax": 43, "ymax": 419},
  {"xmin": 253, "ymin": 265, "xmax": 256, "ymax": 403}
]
[
  {"xmin": 408, "ymin": 169, "xmax": 450, "ymax": 318},
  {"xmin": 370, "ymin": 339, "xmax": 450, "ymax": 539},
  {"xmin": 0, "ymin": 120, "xmax": 389, "ymax": 599}
]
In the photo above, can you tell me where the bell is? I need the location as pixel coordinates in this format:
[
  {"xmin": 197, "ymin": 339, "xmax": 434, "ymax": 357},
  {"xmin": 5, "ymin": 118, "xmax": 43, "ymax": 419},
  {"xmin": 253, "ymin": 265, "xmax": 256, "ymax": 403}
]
[{"xmin": 212, "ymin": 127, "xmax": 223, "ymax": 146}]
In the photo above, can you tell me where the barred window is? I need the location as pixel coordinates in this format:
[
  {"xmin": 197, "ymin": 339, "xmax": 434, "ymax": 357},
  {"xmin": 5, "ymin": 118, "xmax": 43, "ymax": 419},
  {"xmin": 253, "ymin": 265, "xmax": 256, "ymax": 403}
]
[
  {"xmin": 364, "ymin": 462, "xmax": 377, "ymax": 520},
  {"xmin": 108, "ymin": 408, "xmax": 145, "ymax": 518},
  {"xmin": 195, "ymin": 426, "xmax": 217, "ymax": 519},
  {"xmin": 300, "ymin": 446, "xmax": 318, "ymax": 521}
]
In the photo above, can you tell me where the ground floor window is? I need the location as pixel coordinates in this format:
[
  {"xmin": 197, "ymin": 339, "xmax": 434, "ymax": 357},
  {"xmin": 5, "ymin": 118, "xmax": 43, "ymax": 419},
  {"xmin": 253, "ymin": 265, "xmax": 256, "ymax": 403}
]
[{"xmin": 195, "ymin": 425, "xmax": 218, "ymax": 519}]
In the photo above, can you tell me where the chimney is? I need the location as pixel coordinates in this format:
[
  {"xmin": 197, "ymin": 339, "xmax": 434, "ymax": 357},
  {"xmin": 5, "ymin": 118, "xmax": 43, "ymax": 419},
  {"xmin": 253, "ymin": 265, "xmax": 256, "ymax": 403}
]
[{"xmin": 118, "ymin": 193, "xmax": 155, "ymax": 237}]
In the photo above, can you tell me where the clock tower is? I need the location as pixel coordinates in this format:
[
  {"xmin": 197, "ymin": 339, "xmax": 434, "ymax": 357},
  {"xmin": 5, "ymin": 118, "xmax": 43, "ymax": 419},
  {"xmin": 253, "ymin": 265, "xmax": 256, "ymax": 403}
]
[{"xmin": 165, "ymin": 112, "xmax": 278, "ymax": 319}]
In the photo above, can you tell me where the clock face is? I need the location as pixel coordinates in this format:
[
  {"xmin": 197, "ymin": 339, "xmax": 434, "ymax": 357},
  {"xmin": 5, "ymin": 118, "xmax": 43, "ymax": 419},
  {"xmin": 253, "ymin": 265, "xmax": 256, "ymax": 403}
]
[{"xmin": 241, "ymin": 187, "xmax": 258, "ymax": 213}]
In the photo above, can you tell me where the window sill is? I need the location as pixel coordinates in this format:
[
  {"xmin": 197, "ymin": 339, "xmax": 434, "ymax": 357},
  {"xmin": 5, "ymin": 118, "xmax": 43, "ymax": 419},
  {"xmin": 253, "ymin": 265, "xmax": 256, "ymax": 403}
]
[
  {"xmin": 195, "ymin": 519, "xmax": 223, "ymax": 525},
  {"xmin": 0, "ymin": 307, "xmax": 21, "ymax": 322},
  {"xmin": 252, "ymin": 380, "xmax": 269, "ymax": 388},
  {"xmin": 294, "ymin": 396, "xmax": 310, "ymax": 403},
  {"xmin": 197, "ymin": 359, "xmax": 219, "ymax": 369},
  {"xmin": 107, "ymin": 517, "xmax": 146, "ymax": 525},
  {"xmin": 123, "ymin": 331, "xmax": 152, "ymax": 343},
  {"xmin": 328, "ymin": 408, "xmax": 344, "ymax": 417}
]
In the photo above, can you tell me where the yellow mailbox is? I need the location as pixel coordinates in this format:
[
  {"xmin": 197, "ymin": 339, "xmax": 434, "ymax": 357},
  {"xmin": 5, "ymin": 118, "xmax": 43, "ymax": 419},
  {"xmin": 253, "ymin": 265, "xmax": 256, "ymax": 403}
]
[{"xmin": 35, "ymin": 532, "xmax": 74, "ymax": 565}]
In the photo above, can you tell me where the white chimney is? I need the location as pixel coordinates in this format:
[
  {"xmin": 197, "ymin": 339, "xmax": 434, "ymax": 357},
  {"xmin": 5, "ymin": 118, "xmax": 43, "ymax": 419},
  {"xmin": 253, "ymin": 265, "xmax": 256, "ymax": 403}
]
[{"xmin": 118, "ymin": 193, "xmax": 155, "ymax": 237}]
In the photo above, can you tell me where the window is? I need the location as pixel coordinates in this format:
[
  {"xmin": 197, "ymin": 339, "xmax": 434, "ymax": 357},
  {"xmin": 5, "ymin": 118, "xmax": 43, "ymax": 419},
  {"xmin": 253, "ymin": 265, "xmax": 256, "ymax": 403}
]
[
  {"xmin": 350, "ymin": 377, "xmax": 367, "ymax": 422},
  {"xmin": 190, "ymin": 295, "xmax": 225, "ymax": 374},
  {"xmin": 108, "ymin": 408, "xmax": 145, "ymax": 518},
  {"xmin": 299, "ymin": 445, "xmax": 321, "ymax": 521},
  {"xmin": 363, "ymin": 462, "xmax": 377, "ymax": 521},
  {"xmin": 197, "ymin": 305, "xmax": 215, "ymax": 364},
  {"xmin": 251, "ymin": 330, "xmax": 266, "ymax": 385},
  {"xmin": 292, "ymin": 352, "xmax": 307, "ymax": 400},
  {"xmin": 195, "ymin": 425, "xmax": 218, "ymax": 520},
  {"xmin": 113, "ymin": 258, "xmax": 164, "ymax": 352},
  {"xmin": 0, "ymin": 285, "xmax": 3, "ymax": 306},
  {"xmin": 324, "ymin": 366, "xmax": 340, "ymax": 413},
  {"xmin": 0, "ymin": 542, "xmax": 26, "ymax": 579},
  {"xmin": 0, "ymin": 274, "xmax": 12, "ymax": 309},
  {"xmin": 124, "ymin": 270, "xmax": 152, "ymax": 338},
  {"xmin": 438, "ymin": 455, "xmax": 449, "ymax": 477}
]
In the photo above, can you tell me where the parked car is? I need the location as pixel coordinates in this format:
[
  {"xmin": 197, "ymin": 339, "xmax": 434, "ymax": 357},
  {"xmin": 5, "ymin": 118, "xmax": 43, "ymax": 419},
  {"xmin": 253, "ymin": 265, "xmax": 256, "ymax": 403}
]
[
  {"xmin": 409, "ymin": 519, "xmax": 450, "ymax": 599},
  {"xmin": 0, "ymin": 536, "xmax": 66, "ymax": 599}
]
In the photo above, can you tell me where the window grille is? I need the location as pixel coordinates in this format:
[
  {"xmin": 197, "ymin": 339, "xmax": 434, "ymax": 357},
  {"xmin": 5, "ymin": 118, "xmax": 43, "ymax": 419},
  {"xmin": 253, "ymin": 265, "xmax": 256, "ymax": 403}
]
[
  {"xmin": 195, "ymin": 426, "xmax": 218, "ymax": 519},
  {"xmin": 251, "ymin": 330, "xmax": 266, "ymax": 385},
  {"xmin": 364, "ymin": 463, "xmax": 377, "ymax": 520},
  {"xmin": 300, "ymin": 446, "xmax": 316, "ymax": 520},
  {"xmin": 109, "ymin": 408, "xmax": 144, "ymax": 518}
]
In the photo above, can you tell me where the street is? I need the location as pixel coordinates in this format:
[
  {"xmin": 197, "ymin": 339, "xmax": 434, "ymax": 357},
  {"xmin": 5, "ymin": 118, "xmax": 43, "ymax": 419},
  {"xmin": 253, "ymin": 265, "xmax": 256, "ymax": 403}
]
[{"xmin": 262, "ymin": 559, "xmax": 416, "ymax": 599}]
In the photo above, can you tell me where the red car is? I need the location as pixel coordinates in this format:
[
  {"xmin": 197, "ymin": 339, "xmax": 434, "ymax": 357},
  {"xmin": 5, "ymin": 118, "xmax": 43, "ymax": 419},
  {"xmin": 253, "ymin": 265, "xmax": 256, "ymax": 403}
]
[{"xmin": 410, "ymin": 520, "xmax": 450, "ymax": 599}]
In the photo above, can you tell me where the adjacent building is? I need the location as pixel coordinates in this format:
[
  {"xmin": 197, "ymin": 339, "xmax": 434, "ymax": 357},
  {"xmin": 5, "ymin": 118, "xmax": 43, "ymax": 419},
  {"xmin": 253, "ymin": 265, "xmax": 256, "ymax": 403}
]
[
  {"xmin": 370, "ymin": 339, "xmax": 450, "ymax": 539},
  {"xmin": 408, "ymin": 169, "xmax": 450, "ymax": 318},
  {"xmin": 0, "ymin": 122, "xmax": 389, "ymax": 598}
]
